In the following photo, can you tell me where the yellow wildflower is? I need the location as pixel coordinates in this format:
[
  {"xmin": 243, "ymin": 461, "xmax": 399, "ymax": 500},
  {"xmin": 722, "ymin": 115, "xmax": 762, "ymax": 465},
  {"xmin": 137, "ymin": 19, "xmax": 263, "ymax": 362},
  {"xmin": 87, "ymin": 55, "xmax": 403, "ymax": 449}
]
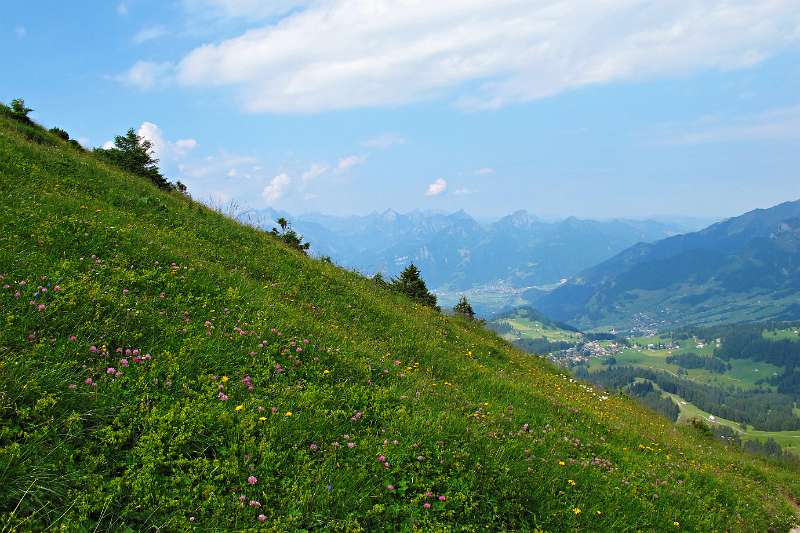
[
  {"xmin": 572, "ymin": 507, "xmax": 581, "ymax": 515},
  {"xmin": 568, "ymin": 479, "xmax": 576, "ymax": 486},
  {"xmin": 558, "ymin": 461, "xmax": 566, "ymax": 466},
  {"xmin": 221, "ymin": 375, "xmax": 229, "ymax": 383},
  {"xmin": 235, "ymin": 404, "xmax": 244, "ymax": 411},
  {"xmin": 258, "ymin": 416, "xmax": 267, "ymax": 421},
  {"xmin": 673, "ymin": 522, "xmax": 680, "ymax": 528},
  {"xmin": 284, "ymin": 411, "xmax": 293, "ymax": 417}
]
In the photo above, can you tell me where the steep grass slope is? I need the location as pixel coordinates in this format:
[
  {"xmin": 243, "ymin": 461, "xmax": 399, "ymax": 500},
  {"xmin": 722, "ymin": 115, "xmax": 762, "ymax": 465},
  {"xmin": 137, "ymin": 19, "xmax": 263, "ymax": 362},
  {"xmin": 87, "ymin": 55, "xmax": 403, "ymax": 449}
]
[{"xmin": 1, "ymin": 111, "xmax": 799, "ymax": 531}]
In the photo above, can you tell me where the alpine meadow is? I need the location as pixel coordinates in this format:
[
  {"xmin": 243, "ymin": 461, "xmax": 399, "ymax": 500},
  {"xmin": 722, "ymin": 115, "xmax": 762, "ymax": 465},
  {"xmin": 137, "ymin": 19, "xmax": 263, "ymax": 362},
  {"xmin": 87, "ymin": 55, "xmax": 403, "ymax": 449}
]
[{"xmin": 3, "ymin": 1, "xmax": 800, "ymax": 531}]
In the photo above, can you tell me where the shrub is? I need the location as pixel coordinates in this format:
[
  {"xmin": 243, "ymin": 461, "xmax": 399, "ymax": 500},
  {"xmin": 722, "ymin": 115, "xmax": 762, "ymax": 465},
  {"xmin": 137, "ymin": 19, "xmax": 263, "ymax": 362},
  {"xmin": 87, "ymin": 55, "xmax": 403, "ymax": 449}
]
[
  {"xmin": 270, "ymin": 217, "xmax": 311, "ymax": 253},
  {"xmin": 49, "ymin": 127, "xmax": 70, "ymax": 141},
  {"xmin": 453, "ymin": 296, "xmax": 475, "ymax": 320}
]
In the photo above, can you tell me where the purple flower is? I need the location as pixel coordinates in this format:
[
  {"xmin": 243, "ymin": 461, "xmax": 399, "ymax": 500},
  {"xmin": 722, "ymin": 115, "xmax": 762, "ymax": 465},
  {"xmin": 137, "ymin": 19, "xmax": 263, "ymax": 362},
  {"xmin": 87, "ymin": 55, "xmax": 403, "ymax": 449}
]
[
  {"xmin": 249, "ymin": 500, "xmax": 261, "ymax": 508},
  {"xmin": 386, "ymin": 485, "xmax": 395, "ymax": 491},
  {"xmin": 84, "ymin": 377, "xmax": 93, "ymax": 385},
  {"xmin": 122, "ymin": 288, "xmax": 129, "ymax": 295},
  {"xmin": 347, "ymin": 442, "xmax": 355, "ymax": 449},
  {"xmin": 258, "ymin": 514, "xmax": 267, "ymax": 523},
  {"xmin": 218, "ymin": 392, "xmax": 229, "ymax": 401},
  {"xmin": 423, "ymin": 502, "xmax": 431, "ymax": 509},
  {"xmin": 106, "ymin": 367, "xmax": 116, "ymax": 374},
  {"xmin": 309, "ymin": 443, "xmax": 319, "ymax": 452},
  {"xmin": 247, "ymin": 475, "xmax": 257, "ymax": 485},
  {"xmin": 438, "ymin": 495, "xmax": 446, "ymax": 502},
  {"xmin": 89, "ymin": 345, "xmax": 98, "ymax": 353},
  {"xmin": 120, "ymin": 359, "xmax": 129, "ymax": 367}
]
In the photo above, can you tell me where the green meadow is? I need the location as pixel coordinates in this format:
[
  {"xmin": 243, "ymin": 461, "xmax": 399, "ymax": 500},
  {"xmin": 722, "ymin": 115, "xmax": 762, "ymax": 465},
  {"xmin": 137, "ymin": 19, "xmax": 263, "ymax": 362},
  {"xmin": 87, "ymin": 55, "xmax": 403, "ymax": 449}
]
[{"xmin": 1, "ymin": 106, "xmax": 799, "ymax": 530}]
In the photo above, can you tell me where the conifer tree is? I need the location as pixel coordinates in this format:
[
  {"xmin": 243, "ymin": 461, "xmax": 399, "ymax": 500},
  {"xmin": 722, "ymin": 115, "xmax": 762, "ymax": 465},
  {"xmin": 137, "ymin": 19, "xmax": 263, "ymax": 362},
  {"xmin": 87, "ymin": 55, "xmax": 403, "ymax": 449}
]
[
  {"xmin": 453, "ymin": 295, "xmax": 475, "ymax": 320},
  {"xmin": 392, "ymin": 264, "xmax": 438, "ymax": 309}
]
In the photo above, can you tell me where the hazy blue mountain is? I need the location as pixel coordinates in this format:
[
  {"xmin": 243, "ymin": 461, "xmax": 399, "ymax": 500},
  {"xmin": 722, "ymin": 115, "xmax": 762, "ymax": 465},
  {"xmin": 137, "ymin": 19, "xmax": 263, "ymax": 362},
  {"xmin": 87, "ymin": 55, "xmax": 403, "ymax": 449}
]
[
  {"xmin": 535, "ymin": 199, "xmax": 800, "ymax": 332},
  {"xmin": 241, "ymin": 208, "xmax": 703, "ymax": 295}
]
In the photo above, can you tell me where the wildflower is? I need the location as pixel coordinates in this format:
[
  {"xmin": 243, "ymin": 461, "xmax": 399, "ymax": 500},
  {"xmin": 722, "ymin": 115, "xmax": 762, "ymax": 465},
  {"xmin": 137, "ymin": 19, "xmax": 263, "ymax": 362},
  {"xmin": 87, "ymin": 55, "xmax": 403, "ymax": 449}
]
[
  {"xmin": 120, "ymin": 359, "xmax": 129, "ymax": 367},
  {"xmin": 115, "ymin": 371, "xmax": 123, "ymax": 378},
  {"xmin": 84, "ymin": 377, "xmax": 93, "ymax": 385},
  {"xmin": 259, "ymin": 416, "xmax": 266, "ymax": 421},
  {"xmin": 247, "ymin": 476, "xmax": 258, "ymax": 485},
  {"xmin": 271, "ymin": 407, "xmax": 278, "ymax": 414},
  {"xmin": 309, "ymin": 443, "xmax": 319, "ymax": 452},
  {"xmin": 159, "ymin": 292, "xmax": 165, "ymax": 299},
  {"xmin": 347, "ymin": 442, "xmax": 355, "ymax": 449},
  {"xmin": 284, "ymin": 411, "xmax": 292, "ymax": 416},
  {"xmin": 221, "ymin": 375, "xmax": 229, "ymax": 383},
  {"xmin": 303, "ymin": 338, "xmax": 309, "ymax": 344},
  {"xmin": 674, "ymin": 522, "xmax": 680, "ymax": 528},
  {"xmin": 572, "ymin": 507, "xmax": 582, "ymax": 515},
  {"xmin": 377, "ymin": 455, "xmax": 386, "ymax": 463},
  {"xmin": 90, "ymin": 345, "xmax": 98, "ymax": 353},
  {"xmin": 239, "ymin": 495, "xmax": 247, "ymax": 503},
  {"xmin": 423, "ymin": 502, "xmax": 431, "ymax": 509},
  {"xmin": 438, "ymin": 495, "xmax": 446, "ymax": 501},
  {"xmin": 36, "ymin": 304, "xmax": 45, "ymax": 312},
  {"xmin": 249, "ymin": 500, "xmax": 261, "ymax": 508},
  {"xmin": 218, "ymin": 392, "xmax": 229, "ymax": 401},
  {"xmin": 558, "ymin": 460, "xmax": 566, "ymax": 466},
  {"xmin": 386, "ymin": 485, "xmax": 395, "ymax": 491},
  {"xmin": 274, "ymin": 363, "xmax": 284, "ymax": 374},
  {"xmin": 122, "ymin": 288, "xmax": 129, "ymax": 295},
  {"xmin": 425, "ymin": 491, "xmax": 434, "ymax": 498},
  {"xmin": 568, "ymin": 479, "xmax": 576, "ymax": 486},
  {"xmin": 68, "ymin": 383, "xmax": 77, "ymax": 390},
  {"xmin": 326, "ymin": 483, "xmax": 333, "ymax": 492},
  {"xmin": 106, "ymin": 367, "xmax": 117, "ymax": 374},
  {"xmin": 14, "ymin": 290, "xmax": 20, "ymax": 298},
  {"xmin": 258, "ymin": 514, "xmax": 267, "ymax": 523}
]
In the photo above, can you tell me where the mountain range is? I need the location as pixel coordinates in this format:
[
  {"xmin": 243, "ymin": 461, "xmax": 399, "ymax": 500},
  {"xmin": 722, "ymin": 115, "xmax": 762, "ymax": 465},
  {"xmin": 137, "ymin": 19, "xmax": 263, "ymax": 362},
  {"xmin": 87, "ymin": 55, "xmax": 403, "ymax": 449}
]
[
  {"xmin": 241, "ymin": 207, "xmax": 708, "ymax": 295},
  {"xmin": 536, "ymin": 199, "xmax": 800, "ymax": 332}
]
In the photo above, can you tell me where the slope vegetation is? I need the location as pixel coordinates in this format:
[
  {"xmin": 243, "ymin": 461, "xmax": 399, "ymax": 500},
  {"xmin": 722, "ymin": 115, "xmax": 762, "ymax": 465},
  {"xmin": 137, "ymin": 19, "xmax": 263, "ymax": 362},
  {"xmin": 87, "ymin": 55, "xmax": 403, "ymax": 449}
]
[{"xmin": 1, "ymin": 110, "xmax": 799, "ymax": 531}]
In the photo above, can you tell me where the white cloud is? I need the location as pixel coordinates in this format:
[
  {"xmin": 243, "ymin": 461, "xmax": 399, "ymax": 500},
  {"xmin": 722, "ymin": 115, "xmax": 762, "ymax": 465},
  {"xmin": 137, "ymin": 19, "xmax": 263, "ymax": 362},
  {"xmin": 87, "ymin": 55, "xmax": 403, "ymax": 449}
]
[
  {"xmin": 102, "ymin": 140, "xmax": 115, "ymax": 149},
  {"xmin": 133, "ymin": 25, "xmax": 168, "ymax": 44},
  {"xmin": 475, "ymin": 167, "xmax": 494, "ymax": 175},
  {"xmin": 117, "ymin": 61, "xmax": 173, "ymax": 90},
  {"xmin": 425, "ymin": 178, "xmax": 447, "ymax": 196},
  {"xmin": 362, "ymin": 132, "xmax": 406, "ymax": 149},
  {"xmin": 162, "ymin": 0, "xmax": 800, "ymax": 113},
  {"xmin": 262, "ymin": 173, "xmax": 291, "ymax": 202},
  {"xmin": 336, "ymin": 154, "xmax": 367, "ymax": 173},
  {"xmin": 301, "ymin": 163, "xmax": 328, "ymax": 183},
  {"xmin": 117, "ymin": 2, "xmax": 128, "ymax": 15},
  {"xmin": 15, "ymin": 26, "xmax": 26, "ymax": 39},
  {"xmin": 136, "ymin": 122, "xmax": 197, "ymax": 161},
  {"xmin": 663, "ymin": 105, "xmax": 800, "ymax": 144}
]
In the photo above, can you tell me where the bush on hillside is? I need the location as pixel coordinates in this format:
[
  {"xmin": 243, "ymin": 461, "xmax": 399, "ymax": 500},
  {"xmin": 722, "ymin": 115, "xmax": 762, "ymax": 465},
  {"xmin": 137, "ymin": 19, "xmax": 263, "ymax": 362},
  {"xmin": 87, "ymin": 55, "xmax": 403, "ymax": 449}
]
[
  {"xmin": 270, "ymin": 217, "xmax": 311, "ymax": 253},
  {"xmin": 9, "ymin": 98, "xmax": 34, "ymax": 125},
  {"xmin": 49, "ymin": 127, "xmax": 69, "ymax": 141},
  {"xmin": 94, "ymin": 128, "xmax": 172, "ymax": 190}
]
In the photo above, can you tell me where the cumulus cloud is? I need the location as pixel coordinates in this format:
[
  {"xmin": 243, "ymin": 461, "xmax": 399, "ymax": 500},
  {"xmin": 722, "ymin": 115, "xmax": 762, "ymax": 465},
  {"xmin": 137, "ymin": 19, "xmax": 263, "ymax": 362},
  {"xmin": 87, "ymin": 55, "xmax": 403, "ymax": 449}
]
[
  {"xmin": 136, "ymin": 122, "xmax": 197, "ymax": 160},
  {"xmin": 262, "ymin": 173, "xmax": 291, "ymax": 202},
  {"xmin": 663, "ymin": 105, "xmax": 800, "ymax": 145},
  {"xmin": 156, "ymin": 0, "xmax": 800, "ymax": 113},
  {"xmin": 117, "ymin": 61, "xmax": 173, "ymax": 90},
  {"xmin": 336, "ymin": 155, "xmax": 367, "ymax": 173},
  {"xmin": 425, "ymin": 178, "xmax": 447, "ymax": 196},
  {"xmin": 362, "ymin": 132, "xmax": 406, "ymax": 149},
  {"xmin": 133, "ymin": 25, "xmax": 168, "ymax": 44}
]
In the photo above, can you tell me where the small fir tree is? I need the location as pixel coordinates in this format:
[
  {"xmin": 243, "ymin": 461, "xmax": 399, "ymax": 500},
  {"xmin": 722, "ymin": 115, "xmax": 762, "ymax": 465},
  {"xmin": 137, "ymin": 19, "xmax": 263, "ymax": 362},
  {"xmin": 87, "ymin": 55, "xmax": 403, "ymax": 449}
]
[
  {"xmin": 453, "ymin": 295, "xmax": 475, "ymax": 320},
  {"xmin": 392, "ymin": 264, "xmax": 438, "ymax": 309},
  {"xmin": 95, "ymin": 128, "xmax": 171, "ymax": 190},
  {"xmin": 270, "ymin": 217, "xmax": 311, "ymax": 253}
]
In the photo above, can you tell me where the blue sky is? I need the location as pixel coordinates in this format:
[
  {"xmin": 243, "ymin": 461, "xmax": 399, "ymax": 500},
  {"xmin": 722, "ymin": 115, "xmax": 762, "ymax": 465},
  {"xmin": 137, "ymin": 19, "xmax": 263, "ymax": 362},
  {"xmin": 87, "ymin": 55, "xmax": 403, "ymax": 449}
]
[{"xmin": 3, "ymin": 1, "xmax": 800, "ymax": 219}]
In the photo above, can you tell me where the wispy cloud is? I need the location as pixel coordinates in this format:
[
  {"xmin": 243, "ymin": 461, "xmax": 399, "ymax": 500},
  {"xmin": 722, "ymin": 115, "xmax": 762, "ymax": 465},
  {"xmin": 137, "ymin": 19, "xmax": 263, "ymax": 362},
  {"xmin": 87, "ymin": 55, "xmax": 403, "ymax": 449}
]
[
  {"xmin": 140, "ymin": 0, "xmax": 800, "ymax": 113},
  {"xmin": 475, "ymin": 167, "xmax": 494, "ymax": 175},
  {"xmin": 662, "ymin": 105, "xmax": 800, "ymax": 145},
  {"xmin": 116, "ymin": 61, "xmax": 173, "ymax": 90},
  {"xmin": 362, "ymin": 133, "xmax": 406, "ymax": 149},
  {"xmin": 133, "ymin": 25, "xmax": 168, "ymax": 44},
  {"xmin": 425, "ymin": 178, "xmax": 447, "ymax": 196},
  {"xmin": 336, "ymin": 155, "xmax": 367, "ymax": 173}
]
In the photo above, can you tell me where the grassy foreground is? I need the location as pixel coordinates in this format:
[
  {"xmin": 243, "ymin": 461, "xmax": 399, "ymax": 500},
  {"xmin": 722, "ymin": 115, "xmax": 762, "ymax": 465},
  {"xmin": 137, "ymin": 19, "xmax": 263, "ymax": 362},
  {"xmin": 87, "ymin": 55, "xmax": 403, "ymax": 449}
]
[{"xmin": 1, "ymin": 112, "xmax": 799, "ymax": 531}]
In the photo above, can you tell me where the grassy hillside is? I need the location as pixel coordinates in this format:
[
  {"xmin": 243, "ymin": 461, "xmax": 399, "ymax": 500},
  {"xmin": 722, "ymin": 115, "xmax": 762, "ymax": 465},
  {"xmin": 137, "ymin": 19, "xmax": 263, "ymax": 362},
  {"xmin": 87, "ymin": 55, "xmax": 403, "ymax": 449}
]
[{"xmin": 1, "ymin": 110, "xmax": 799, "ymax": 531}]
